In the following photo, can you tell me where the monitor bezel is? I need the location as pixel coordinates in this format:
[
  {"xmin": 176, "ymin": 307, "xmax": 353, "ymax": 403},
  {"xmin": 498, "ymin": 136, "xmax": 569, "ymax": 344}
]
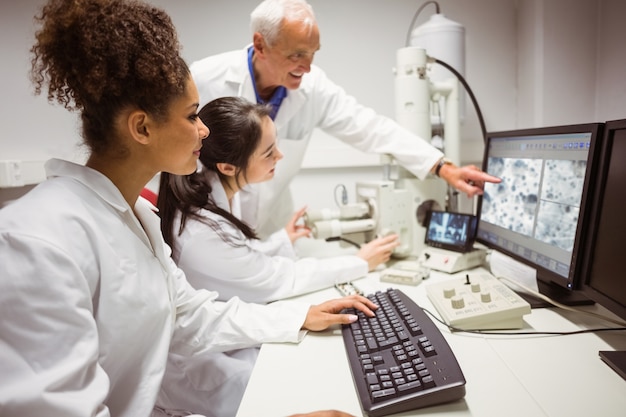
[
  {"xmin": 476, "ymin": 122, "xmax": 604, "ymax": 293},
  {"xmin": 580, "ymin": 118, "xmax": 626, "ymax": 321}
]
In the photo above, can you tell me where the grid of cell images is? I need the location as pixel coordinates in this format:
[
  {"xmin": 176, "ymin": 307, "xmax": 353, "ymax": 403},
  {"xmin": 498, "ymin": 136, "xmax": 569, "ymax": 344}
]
[{"xmin": 481, "ymin": 157, "xmax": 586, "ymax": 252}]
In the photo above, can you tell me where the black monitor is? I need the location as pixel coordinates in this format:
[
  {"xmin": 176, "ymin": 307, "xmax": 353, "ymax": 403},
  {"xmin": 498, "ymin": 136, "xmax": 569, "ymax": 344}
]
[
  {"xmin": 580, "ymin": 119, "xmax": 626, "ymax": 380},
  {"xmin": 476, "ymin": 123, "xmax": 604, "ymax": 307}
]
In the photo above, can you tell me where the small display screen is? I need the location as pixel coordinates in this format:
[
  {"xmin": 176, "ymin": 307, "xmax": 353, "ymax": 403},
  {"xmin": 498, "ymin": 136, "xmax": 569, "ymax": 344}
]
[{"xmin": 425, "ymin": 210, "xmax": 477, "ymax": 253}]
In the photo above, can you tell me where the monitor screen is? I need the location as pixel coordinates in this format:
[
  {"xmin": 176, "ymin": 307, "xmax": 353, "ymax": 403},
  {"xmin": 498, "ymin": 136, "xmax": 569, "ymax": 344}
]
[
  {"xmin": 425, "ymin": 210, "xmax": 477, "ymax": 253},
  {"xmin": 476, "ymin": 123, "xmax": 603, "ymax": 304}
]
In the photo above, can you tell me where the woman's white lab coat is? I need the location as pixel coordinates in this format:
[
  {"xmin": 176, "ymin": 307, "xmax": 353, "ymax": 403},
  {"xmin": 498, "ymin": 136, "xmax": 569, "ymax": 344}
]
[
  {"xmin": 191, "ymin": 46, "xmax": 444, "ymax": 238},
  {"xmin": 172, "ymin": 170, "xmax": 368, "ymax": 304},
  {"xmin": 155, "ymin": 171, "xmax": 368, "ymax": 417},
  {"xmin": 0, "ymin": 159, "xmax": 308, "ymax": 417}
]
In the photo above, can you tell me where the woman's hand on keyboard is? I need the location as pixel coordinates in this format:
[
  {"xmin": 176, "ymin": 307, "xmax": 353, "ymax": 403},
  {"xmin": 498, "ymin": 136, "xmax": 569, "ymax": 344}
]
[
  {"xmin": 289, "ymin": 411, "xmax": 355, "ymax": 417},
  {"xmin": 301, "ymin": 295, "xmax": 378, "ymax": 331}
]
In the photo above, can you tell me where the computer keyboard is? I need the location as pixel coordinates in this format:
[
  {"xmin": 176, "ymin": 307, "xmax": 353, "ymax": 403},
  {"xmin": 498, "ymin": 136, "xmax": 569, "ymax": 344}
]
[{"xmin": 341, "ymin": 288, "xmax": 466, "ymax": 417}]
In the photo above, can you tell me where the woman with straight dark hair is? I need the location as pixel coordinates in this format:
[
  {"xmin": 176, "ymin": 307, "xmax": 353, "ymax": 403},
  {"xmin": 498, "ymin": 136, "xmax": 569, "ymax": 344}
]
[
  {"xmin": 156, "ymin": 96, "xmax": 399, "ymax": 416},
  {"xmin": 159, "ymin": 97, "xmax": 399, "ymax": 304}
]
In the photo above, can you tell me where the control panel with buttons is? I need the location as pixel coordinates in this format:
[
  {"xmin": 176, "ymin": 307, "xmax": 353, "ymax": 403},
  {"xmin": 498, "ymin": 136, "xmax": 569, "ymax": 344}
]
[{"xmin": 425, "ymin": 273, "xmax": 531, "ymax": 330}]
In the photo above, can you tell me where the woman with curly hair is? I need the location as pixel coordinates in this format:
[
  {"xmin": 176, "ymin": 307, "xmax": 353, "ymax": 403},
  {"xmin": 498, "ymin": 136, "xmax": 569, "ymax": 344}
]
[{"xmin": 0, "ymin": 1, "xmax": 375, "ymax": 416}]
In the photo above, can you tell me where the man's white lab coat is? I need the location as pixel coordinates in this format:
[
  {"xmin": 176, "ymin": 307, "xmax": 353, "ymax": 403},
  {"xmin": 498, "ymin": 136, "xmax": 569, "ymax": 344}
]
[
  {"xmin": 0, "ymin": 159, "xmax": 308, "ymax": 417},
  {"xmin": 191, "ymin": 46, "xmax": 444, "ymax": 238}
]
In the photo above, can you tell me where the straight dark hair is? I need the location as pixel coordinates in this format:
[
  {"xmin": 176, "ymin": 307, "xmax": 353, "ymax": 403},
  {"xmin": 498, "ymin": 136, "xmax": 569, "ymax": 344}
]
[{"xmin": 158, "ymin": 97, "xmax": 273, "ymax": 248}]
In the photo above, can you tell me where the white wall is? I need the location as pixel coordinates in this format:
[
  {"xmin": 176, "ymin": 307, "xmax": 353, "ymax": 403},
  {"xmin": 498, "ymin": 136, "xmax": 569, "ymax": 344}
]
[
  {"xmin": 0, "ymin": 1, "xmax": 83, "ymax": 163},
  {"xmin": 596, "ymin": 0, "xmax": 626, "ymax": 122},
  {"xmin": 518, "ymin": 0, "xmax": 597, "ymax": 127},
  {"xmin": 517, "ymin": 0, "xmax": 626, "ymax": 128},
  {"xmin": 1, "ymin": 0, "xmax": 625, "ymax": 210}
]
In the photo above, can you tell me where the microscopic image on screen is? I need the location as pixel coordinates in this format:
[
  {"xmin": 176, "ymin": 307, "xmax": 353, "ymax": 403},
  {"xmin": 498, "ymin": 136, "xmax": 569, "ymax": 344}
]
[
  {"xmin": 542, "ymin": 160, "xmax": 587, "ymax": 205},
  {"xmin": 535, "ymin": 200, "xmax": 579, "ymax": 251},
  {"xmin": 481, "ymin": 157, "xmax": 586, "ymax": 252},
  {"xmin": 535, "ymin": 159, "xmax": 586, "ymax": 251},
  {"xmin": 480, "ymin": 157, "xmax": 542, "ymax": 236}
]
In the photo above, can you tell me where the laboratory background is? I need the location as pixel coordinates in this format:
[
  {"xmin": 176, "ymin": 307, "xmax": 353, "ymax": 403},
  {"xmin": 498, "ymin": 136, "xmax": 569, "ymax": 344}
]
[{"xmin": 1, "ymin": 0, "xmax": 625, "ymax": 210}]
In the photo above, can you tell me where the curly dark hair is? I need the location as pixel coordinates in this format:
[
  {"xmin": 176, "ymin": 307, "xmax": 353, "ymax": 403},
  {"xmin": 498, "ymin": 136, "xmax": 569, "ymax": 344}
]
[{"xmin": 30, "ymin": 0, "xmax": 190, "ymax": 155}]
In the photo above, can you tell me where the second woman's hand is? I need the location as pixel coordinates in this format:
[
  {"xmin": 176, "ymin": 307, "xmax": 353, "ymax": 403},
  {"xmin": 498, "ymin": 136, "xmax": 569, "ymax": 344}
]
[
  {"xmin": 357, "ymin": 234, "xmax": 400, "ymax": 271},
  {"xmin": 286, "ymin": 205, "xmax": 312, "ymax": 243}
]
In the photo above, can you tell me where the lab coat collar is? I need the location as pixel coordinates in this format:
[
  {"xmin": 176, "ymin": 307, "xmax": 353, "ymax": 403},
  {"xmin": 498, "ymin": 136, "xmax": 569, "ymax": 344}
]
[
  {"xmin": 45, "ymin": 158, "xmax": 167, "ymax": 261},
  {"xmin": 226, "ymin": 46, "xmax": 256, "ymax": 102},
  {"xmin": 206, "ymin": 170, "xmax": 242, "ymax": 219},
  {"xmin": 45, "ymin": 159, "xmax": 129, "ymax": 212},
  {"xmin": 134, "ymin": 197, "xmax": 170, "ymax": 268}
]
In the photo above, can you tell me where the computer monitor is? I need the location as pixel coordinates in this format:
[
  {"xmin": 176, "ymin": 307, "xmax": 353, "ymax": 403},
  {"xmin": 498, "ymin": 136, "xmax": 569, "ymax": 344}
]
[
  {"xmin": 476, "ymin": 122, "xmax": 604, "ymax": 307},
  {"xmin": 580, "ymin": 119, "xmax": 626, "ymax": 380}
]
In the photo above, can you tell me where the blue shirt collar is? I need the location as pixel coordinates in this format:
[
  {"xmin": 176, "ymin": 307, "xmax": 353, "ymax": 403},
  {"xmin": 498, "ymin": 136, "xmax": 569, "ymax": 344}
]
[{"xmin": 247, "ymin": 46, "xmax": 287, "ymax": 120}]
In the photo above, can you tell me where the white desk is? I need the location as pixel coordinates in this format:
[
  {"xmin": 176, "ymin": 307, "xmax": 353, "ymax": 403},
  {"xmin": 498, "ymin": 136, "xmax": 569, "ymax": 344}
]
[{"xmin": 235, "ymin": 268, "xmax": 626, "ymax": 417}]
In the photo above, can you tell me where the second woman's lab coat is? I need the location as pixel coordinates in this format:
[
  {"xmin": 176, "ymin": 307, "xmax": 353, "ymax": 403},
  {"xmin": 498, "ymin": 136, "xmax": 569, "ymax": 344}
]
[
  {"xmin": 171, "ymin": 170, "xmax": 368, "ymax": 304},
  {"xmin": 0, "ymin": 159, "xmax": 309, "ymax": 417},
  {"xmin": 156, "ymin": 170, "xmax": 368, "ymax": 417},
  {"xmin": 191, "ymin": 46, "xmax": 444, "ymax": 238}
]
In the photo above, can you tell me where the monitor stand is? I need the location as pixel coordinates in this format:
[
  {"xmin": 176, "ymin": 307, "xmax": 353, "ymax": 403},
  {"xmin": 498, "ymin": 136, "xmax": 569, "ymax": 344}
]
[
  {"xmin": 599, "ymin": 351, "xmax": 626, "ymax": 381},
  {"xmin": 515, "ymin": 280, "xmax": 594, "ymax": 309}
]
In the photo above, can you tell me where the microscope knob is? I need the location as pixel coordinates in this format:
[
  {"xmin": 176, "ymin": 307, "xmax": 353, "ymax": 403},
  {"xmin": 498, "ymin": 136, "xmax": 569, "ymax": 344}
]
[
  {"xmin": 393, "ymin": 244, "xmax": 412, "ymax": 258},
  {"xmin": 443, "ymin": 287, "xmax": 456, "ymax": 298},
  {"xmin": 451, "ymin": 295, "xmax": 465, "ymax": 309}
]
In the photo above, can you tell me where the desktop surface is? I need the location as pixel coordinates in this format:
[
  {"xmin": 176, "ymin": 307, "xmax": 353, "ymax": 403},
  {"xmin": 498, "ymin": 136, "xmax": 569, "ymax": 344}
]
[{"xmin": 236, "ymin": 268, "xmax": 626, "ymax": 417}]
